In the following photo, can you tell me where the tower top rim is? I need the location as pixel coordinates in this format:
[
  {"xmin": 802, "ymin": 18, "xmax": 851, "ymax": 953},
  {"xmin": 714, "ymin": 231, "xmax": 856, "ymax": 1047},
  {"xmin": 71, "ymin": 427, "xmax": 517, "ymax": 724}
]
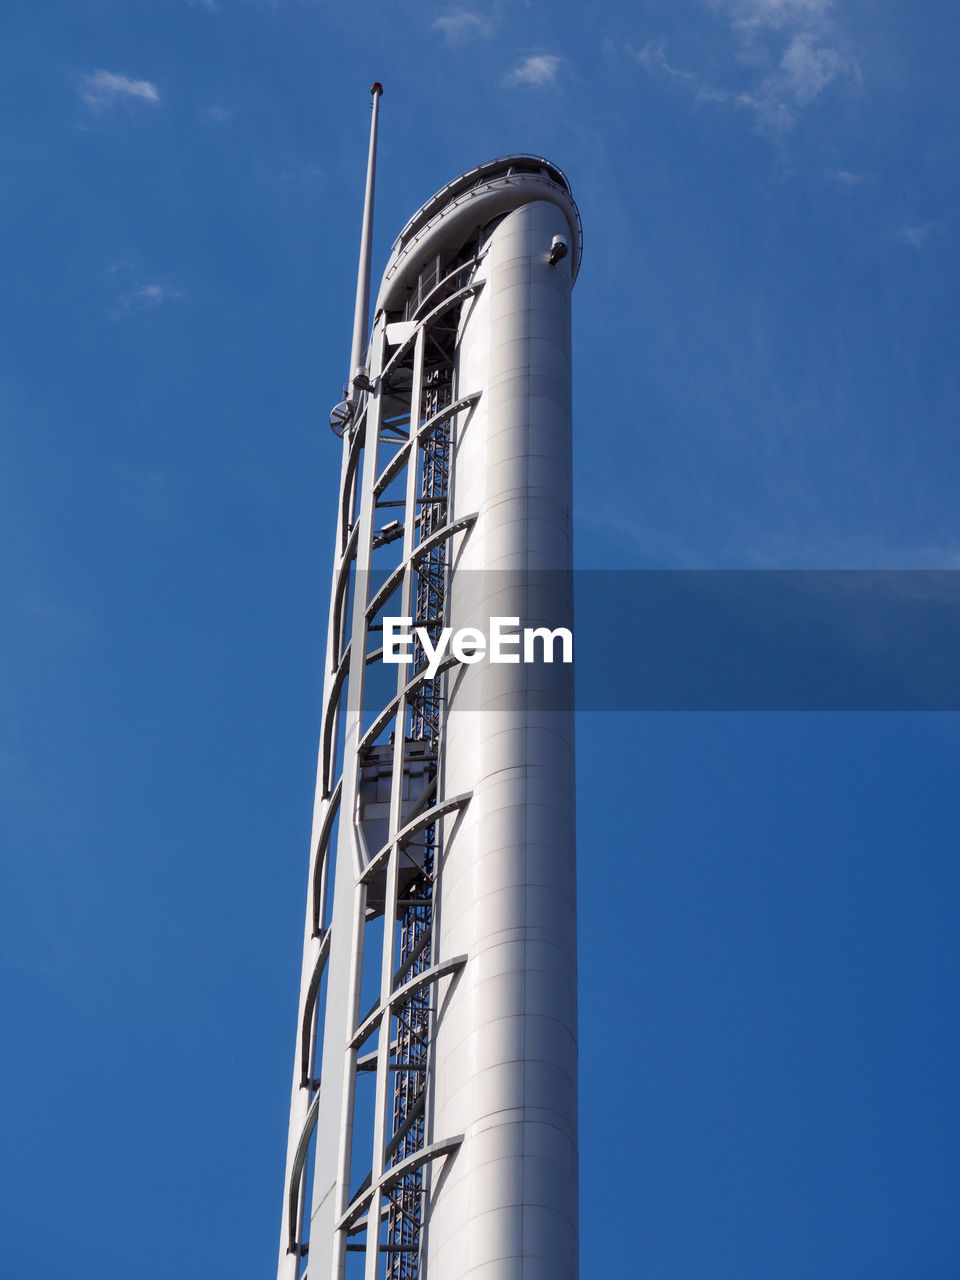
[
  {"xmin": 375, "ymin": 154, "xmax": 582, "ymax": 314},
  {"xmin": 390, "ymin": 154, "xmax": 577, "ymax": 252}
]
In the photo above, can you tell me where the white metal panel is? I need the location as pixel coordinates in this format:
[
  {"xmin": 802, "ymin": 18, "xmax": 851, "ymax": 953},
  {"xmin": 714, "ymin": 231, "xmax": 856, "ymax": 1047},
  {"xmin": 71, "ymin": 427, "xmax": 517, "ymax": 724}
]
[{"xmin": 425, "ymin": 200, "xmax": 577, "ymax": 1280}]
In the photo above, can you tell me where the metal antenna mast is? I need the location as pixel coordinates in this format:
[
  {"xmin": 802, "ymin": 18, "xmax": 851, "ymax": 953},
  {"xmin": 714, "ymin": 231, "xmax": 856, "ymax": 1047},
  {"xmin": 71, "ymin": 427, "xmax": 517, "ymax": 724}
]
[{"xmin": 348, "ymin": 82, "xmax": 383, "ymax": 401}]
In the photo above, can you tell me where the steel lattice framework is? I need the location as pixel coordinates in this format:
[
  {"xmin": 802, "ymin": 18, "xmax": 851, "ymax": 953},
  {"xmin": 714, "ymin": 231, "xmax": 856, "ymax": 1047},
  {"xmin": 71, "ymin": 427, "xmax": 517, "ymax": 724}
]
[
  {"xmin": 383, "ymin": 311, "xmax": 454, "ymax": 1280},
  {"xmin": 277, "ymin": 247, "xmax": 480, "ymax": 1280}
]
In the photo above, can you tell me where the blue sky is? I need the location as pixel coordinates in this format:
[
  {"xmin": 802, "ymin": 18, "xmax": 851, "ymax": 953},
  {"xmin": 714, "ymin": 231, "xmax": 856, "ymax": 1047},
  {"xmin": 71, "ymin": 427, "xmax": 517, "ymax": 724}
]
[{"xmin": 2, "ymin": 0, "xmax": 959, "ymax": 1275}]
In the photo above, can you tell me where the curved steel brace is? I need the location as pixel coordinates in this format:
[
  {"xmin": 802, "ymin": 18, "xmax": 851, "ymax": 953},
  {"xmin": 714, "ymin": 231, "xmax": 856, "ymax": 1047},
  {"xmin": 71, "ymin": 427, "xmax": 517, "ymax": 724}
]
[
  {"xmin": 351, "ymin": 953, "xmax": 468, "ymax": 1051},
  {"xmin": 310, "ymin": 780, "xmax": 342, "ymax": 936},
  {"xmin": 340, "ymin": 416, "xmax": 367, "ymax": 553},
  {"xmin": 320, "ymin": 643, "xmax": 351, "ymax": 800},
  {"xmin": 298, "ymin": 927, "xmax": 331, "ymax": 1088},
  {"xmin": 379, "ymin": 279, "xmax": 485, "ymax": 385},
  {"xmin": 407, "ymin": 254, "xmax": 482, "ymax": 324},
  {"xmin": 366, "ymin": 511, "xmax": 477, "ymax": 622},
  {"xmin": 373, "ymin": 391, "xmax": 481, "ymax": 499},
  {"xmin": 359, "ymin": 792, "xmax": 473, "ymax": 886},
  {"xmin": 331, "ymin": 524, "xmax": 360, "ymax": 667},
  {"xmin": 337, "ymin": 1136, "xmax": 463, "ymax": 1234},
  {"xmin": 355, "ymin": 650, "xmax": 460, "ymax": 760},
  {"xmin": 286, "ymin": 1090, "xmax": 320, "ymax": 1253}
]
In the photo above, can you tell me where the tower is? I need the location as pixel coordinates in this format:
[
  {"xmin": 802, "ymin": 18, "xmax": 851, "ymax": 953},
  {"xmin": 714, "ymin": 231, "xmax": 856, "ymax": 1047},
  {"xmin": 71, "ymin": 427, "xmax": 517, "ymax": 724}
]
[{"xmin": 277, "ymin": 87, "xmax": 581, "ymax": 1279}]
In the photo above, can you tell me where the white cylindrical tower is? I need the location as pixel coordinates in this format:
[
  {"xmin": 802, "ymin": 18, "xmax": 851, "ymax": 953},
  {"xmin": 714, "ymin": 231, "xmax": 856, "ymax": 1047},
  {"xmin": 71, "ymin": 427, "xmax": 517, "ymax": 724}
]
[{"xmin": 276, "ymin": 145, "xmax": 581, "ymax": 1280}]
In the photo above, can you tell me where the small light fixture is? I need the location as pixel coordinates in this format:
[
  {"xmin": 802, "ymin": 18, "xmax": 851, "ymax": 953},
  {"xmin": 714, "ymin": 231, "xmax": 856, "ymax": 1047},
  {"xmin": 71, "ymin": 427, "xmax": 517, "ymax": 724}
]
[
  {"xmin": 373, "ymin": 520, "xmax": 404, "ymax": 548},
  {"xmin": 548, "ymin": 235, "xmax": 568, "ymax": 265}
]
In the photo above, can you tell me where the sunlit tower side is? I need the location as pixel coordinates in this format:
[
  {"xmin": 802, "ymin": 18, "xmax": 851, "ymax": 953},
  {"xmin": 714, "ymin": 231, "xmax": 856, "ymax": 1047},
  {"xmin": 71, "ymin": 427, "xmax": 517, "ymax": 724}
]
[{"xmin": 277, "ymin": 85, "xmax": 582, "ymax": 1280}]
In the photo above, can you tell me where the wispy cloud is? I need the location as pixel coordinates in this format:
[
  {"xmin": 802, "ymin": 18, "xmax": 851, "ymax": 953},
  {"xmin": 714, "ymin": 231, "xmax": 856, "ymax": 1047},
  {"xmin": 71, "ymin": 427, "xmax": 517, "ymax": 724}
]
[
  {"xmin": 779, "ymin": 30, "xmax": 846, "ymax": 102},
  {"xmin": 630, "ymin": 40, "xmax": 736, "ymax": 111},
  {"xmin": 112, "ymin": 282, "xmax": 185, "ymax": 318},
  {"xmin": 736, "ymin": 31, "xmax": 857, "ymax": 130},
  {"xmin": 80, "ymin": 69, "xmax": 161, "ymax": 111},
  {"xmin": 633, "ymin": 41, "xmax": 699, "ymax": 85},
  {"xmin": 204, "ymin": 104, "xmax": 235, "ymax": 123},
  {"xmin": 135, "ymin": 284, "xmax": 183, "ymax": 304},
  {"xmin": 900, "ymin": 222, "xmax": 935, "ymax": 249},
  {"xmin": 504, "ymin": 54, "xmax": 563, "ymax": 88},
  {"xmin": 434, "ymin": 9, "xmax": 494, "ymax": 42},
  {"xmin": 834, "ymin": 168, "xmax": 863, "ymax": 185},
  {"xmin": 717, "ymin": 0, "xmax": 833, "ymax": 36},
  {"xmin": 634, "ymin": 0, "xmax": 859, "ymax": 133}
]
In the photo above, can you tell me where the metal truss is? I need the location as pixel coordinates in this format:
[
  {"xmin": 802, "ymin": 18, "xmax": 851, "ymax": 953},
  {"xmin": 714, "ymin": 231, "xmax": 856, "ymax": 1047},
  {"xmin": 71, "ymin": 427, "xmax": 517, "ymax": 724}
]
[{"xmin": 277, "ymin": 258, "xmax": 484, "ymax": 1280}]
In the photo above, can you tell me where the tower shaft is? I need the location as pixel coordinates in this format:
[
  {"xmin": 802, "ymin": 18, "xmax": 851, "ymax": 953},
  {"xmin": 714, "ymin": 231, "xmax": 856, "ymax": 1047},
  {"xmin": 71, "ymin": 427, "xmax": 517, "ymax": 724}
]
[{"xmin": 277, "ymin": 151, "xmax": 581, "ymax": 1280}]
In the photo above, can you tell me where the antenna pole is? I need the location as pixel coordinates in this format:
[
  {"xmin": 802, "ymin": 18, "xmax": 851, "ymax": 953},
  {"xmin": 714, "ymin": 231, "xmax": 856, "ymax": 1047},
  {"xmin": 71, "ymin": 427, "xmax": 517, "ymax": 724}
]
[{"xmin": 348, "ymin": 82, "xmax": 383, "ymax": 399}]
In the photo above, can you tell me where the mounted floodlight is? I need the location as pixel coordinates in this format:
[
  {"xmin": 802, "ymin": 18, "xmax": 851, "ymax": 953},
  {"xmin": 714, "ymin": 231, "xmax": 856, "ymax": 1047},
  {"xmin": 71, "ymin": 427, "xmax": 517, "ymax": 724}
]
[
  {"xmin": 372, "ymin": 519, "xmax": 403, "ymax": 549},
  {"xmin": 549, "ymin": 234, "xmax": 569, "ymax": 265}
]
